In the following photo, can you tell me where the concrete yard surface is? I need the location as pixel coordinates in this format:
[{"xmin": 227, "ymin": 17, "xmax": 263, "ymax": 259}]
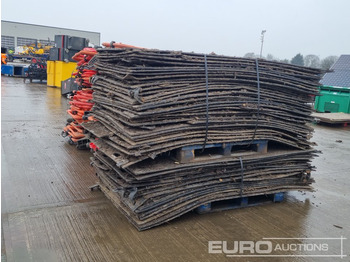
[{"xmin": 1, "ymin": 77, "xmax": 350, "ymax": 262}]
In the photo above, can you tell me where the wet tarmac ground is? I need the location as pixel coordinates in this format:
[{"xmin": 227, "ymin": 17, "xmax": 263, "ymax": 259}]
[{"xmin": 1, "ymin": 77, "xmax": 349, "ymax": 262}]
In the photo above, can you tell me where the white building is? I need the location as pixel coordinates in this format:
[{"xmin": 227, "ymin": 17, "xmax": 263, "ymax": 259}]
[{"xmin": 1, "ymin": 20, "xmax": 100, "ymax": 49}]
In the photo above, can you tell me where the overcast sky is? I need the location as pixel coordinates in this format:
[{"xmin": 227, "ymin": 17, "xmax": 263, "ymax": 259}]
[{"xmin": 1, "ymin": 0, "xmax": 349, "ymax": 60}]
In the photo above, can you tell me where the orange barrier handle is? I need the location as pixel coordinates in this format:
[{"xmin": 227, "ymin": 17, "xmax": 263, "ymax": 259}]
[{"xmin": 72, "ymin": 50, "xmax": 97, "ymax": 61}]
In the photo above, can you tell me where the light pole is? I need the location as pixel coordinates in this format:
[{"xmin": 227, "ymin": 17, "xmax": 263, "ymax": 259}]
[{"xmin": 260, "ymin": 30, "xmax": 266, "ymax": 58}]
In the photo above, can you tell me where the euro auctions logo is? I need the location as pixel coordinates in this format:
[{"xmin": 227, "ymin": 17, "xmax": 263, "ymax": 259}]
[
  {"xmin": 209, "ymin": 240, "xmax": 275, "ymax": 254},
  {"xmin": 208, "ymin": 237, "xmax": 347, "ymax": 258}
]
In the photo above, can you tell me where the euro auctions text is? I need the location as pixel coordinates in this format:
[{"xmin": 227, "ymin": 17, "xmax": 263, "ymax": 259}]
[{"xmin": 208, "ymin": 237, "xmax": 347, "ymax": 258}]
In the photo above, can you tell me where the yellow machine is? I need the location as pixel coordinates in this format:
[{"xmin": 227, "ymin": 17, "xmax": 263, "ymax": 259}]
[
  {"xmin": 20, "ymin": 43, "xmax": 52, "ymax": 56},
  {"xmin": 47, "ymin": 61, "xmax": 77, "ymax": 87}
]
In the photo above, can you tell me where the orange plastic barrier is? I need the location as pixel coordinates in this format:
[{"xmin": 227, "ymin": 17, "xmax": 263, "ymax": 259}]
[{"xmin": 102, "ymin": 42, "xmax": 144, "ymax": 49}]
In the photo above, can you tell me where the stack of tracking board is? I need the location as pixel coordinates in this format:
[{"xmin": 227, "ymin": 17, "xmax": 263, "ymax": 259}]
[{"xmin": 83, "ymin": 48, "xmax": 323, "ymax": 230}]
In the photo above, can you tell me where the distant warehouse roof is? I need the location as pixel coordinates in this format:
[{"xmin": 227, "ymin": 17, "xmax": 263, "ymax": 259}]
[
  {"xmin": 1, "ymin": 20, "xmax": 100, "ymax": 48},
  {"xmin": 320, "ymin": 55, "xmax": 350, "ymax": 87}
]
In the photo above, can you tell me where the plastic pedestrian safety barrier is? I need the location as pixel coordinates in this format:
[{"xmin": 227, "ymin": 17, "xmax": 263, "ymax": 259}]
[{"xmin": 61, "ymin": 48, "xmax": 97, "ymax": 149}]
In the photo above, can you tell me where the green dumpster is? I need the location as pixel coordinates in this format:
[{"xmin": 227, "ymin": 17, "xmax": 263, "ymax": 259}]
[{"xmin": 315, "ymin": 86, "xmax": 350, "ymax": 113}]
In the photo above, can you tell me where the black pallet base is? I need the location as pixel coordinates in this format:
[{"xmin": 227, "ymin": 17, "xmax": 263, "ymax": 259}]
[
  {"xmin": 195, "ymin": 192, "xmax": 285, "ymax": 214},
  {"xmin": 176, "ymin": 140, "xmax": 268, "ymax": 163}
]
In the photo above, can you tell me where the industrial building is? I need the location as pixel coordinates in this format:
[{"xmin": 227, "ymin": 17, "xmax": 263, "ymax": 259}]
[{"xmin": 1, "ymin": 20, "xmax": 100, "ymax": 49}]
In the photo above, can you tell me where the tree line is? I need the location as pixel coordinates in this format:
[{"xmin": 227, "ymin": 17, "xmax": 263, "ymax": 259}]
[{"xmin": 243, "ymin": 52, "xmax": 338, "ymax": 70}]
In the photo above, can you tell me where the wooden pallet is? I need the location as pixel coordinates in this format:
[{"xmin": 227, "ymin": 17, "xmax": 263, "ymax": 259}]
[
  {"xmin": 195, "ymin": 192, "xmax": 284, "ymax": 214},
  {"xmin": 312, "ymin": 112, "xmax": 350, "ymax": 126}
]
